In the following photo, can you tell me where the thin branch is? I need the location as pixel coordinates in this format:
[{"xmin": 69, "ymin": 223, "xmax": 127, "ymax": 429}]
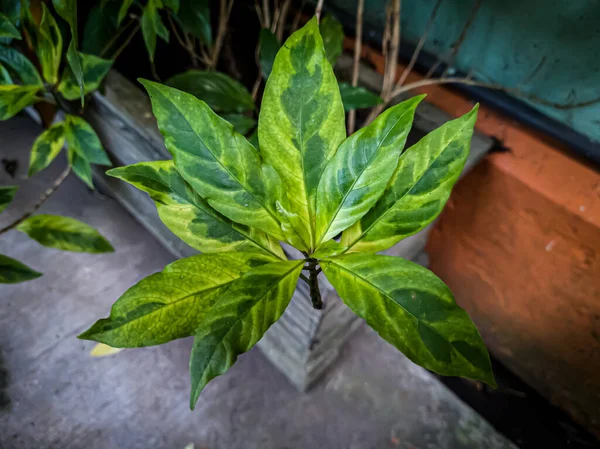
[
  {"xmin": 276, "ymin": 0, "xmax": 292, "ymax": 41},
  {"xmin": 291, "ymin": 0, "xmax": 306, "ymax": 31},
  {"xmin": 315, "ymin": 0, "xmax": 325, "ymax": 21},
  {"xmin": 0, "ymin": 166, "xmax": 71, "ymax": 235},
  {"xmin": 395, "ymin": 0, "xmax": 443, "ymax": 87},
  {"xmin": 347, "ymin": 0, "xmax": 364, "ymax": 135},
  {"xmin": 299, "ymin": 273, "xmax": 310, "ymax": 284},
  {"xmin": 166, "ymin": 13, "xmax": 200, "ymax": 66},
  {"xmin": 111, "ymin": 22, "xmax": 141, "ymax": 61},
  {"xmin": 262, "ymin": 0, "xmax": 271, "ymax": 28},
  {"xmin": 100, "ymin": 16, "xmax": 136, "ymax": 58},
  {"xmin": 385, "ymin": 76, "xmax": 600, "ymax": 110},
  {"xmin": 364, "ymin": 0, "xmax": 400, "ymax": 125},
  {"xmin": 255, "ymin": 0, "xmax": 266, "ymax": 28},
  {"xmin": 271, "ymin": 0, "xmax": 282, "ymax": 32},
  {"xmin": 208, "ymin": 0, "xmax": 235, "ymax": 71}
]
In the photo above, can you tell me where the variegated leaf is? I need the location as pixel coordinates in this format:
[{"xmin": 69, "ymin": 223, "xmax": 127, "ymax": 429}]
[
  {"xmin": 79, "ymin": 253, "xmax": 273, "ymax": 347},
  {"xmin": 0, "ymin": 46, "xmax": 42, "ymax": 85},
  {"xmin": 141, "ymin": 80, "xmax": 289, "ymax": 243},
  {"xmin": 0, "ymin": 185, "xmax": 18, "ymax": 213},
  {"xmin": 189, "ymin": 260, "xmax": 303, "ymax": 408},
  {"xmin": 0, "ymin": 85, "xmax": 41, "ymax": 120},
  {"xmin": 36, "ymin": 3, "xmax": 62, "ymax": 84},
  {"xmin": 108, "ymin": 161, "xmax": 285, "ymax": 260},
  {"xmin": 29, "ymin": 122, "xmax": 65, "ymax": 176},
  {"xmin": 58, "ymin": 52, "xmax": 112, "ymax": 100},
  {"xmin": 321, "ymin": 253, "xmax": 495, "ymax": 386},
  {"xmin": 0, "ymin": 253, "xmax": 42, "ymax": 283},
  {"xmin": 259, "ymin": 17, "xmax": 346, "ymax": 250},
  {"xmin": 342, "ymin": 105, "xmax": 478, "ymax": 253},
  {"xmin": 315, "ymin": 96, "xmax": 424, "ymax": 245}
]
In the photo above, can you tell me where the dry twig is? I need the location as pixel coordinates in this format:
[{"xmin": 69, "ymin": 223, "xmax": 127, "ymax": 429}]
[
  {"xmin": 347, "ymin": 0, "xmax": 365, "ymax": 135},
  {"xmin": 315, "ymin": 0, "xmax": 325, "ymax": 21},
  {"xmin": 208, "ymin": 0, "xmax": 235, "ymax": 70}
]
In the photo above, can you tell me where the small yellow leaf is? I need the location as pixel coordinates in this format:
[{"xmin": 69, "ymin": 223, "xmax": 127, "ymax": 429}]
[{"xmin": 90, "ymin": 343, "xmax": 123, "ymax": 357}]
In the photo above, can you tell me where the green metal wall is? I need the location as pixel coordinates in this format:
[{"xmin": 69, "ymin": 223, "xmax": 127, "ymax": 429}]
[{"xmin": 329, "ymin": 0, "xmax": 600, "ymax": 144}]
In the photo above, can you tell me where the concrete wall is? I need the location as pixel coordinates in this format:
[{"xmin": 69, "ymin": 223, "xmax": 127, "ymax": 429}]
[{"xmin": 328, "ymin": 0, "xmax": 600, "ymax": 144}]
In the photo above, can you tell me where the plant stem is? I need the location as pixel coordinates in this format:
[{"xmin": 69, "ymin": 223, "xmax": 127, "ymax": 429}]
[
  {"xmin": 315, "ymin": 0, "xmax": 325, "ymax": 21},
  {"xmin": 208, "ymin": 0, "xmax": 235, "ymax": 71},
  {"xmin": 0, "ymin": 166, "xmax": 71, "ymax": 235},
  {"xmin": 306, "ymin": 258, "xmax": 323, "ymax": 309}
]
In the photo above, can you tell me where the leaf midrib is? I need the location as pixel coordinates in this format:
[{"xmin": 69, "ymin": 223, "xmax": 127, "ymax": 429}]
[
  {"xmin": 317, "ymin": 107, "xmax": 413, "ymax": 246},
  {"xmin": 344, "ymin": 120, "xmax": 470, "ymax": 252}
]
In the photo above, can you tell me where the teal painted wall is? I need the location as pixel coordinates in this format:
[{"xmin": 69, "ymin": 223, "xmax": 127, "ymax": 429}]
[{"xmin": 329, "ymin": 0, "xmax": 600, "ymax": 143}]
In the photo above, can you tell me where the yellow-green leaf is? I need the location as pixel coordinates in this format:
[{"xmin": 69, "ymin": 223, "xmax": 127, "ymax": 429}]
[
  {"xmin": 0, "ymin": 12, "xmax": 20, "ymax": 39},
  {"xmin": 79, "ymin": 252, "xmax": 274, "ymax": 347},
  {"xmin": 0, "ymin": 253, "xmax": 42, "ymax": 283},
  {"xmin": 166, "ymin": 70, "xmax": 254, "ymax": 113},
  {"xmin": 0, "ymin": 185, "xmax": 18, "ymax": 213},
  {"xmin": 117, "ymin": 0, "xmax": 135, "ymax": 25},
  {"xmin": 342, "ymin": 105, "xmax": 478, "ymax": 253},
  {"xmin": 28, "ymin": 121, "xmax": 65, "ymax": 176},
  {"xmin": 17, "ymin": 214, "xmax": 114, "ymax": 253},
  {"xmin": 189, "ymin": 259, "xmax": 303, "ymax": 408},
  {"xmin": 36, "ymin": 3, "xmax": 62, "ymax": 84},
  {"xmin": 315, "ymin": 96, "xmax": 424, "ymax": 245},
  {"xmin": 319, "ymin": 14, "xmax": 343, "ymax": 66},
  {"xmin": 258, "ymin": 17, "xmax": 346, "ymax": 250},
  {"xmin": 58, "ymin": 51, "xmax": 112, "ymax": 100},
  {"xmin": 108, "ymin": 161, "xmax": 285, "ymax": 260},
  {"xmin": 141, "ymin": 79, "xmax": 289, "ymax": 243},
  {"xmin": 0, "ymin": 84, "xmax": 41, "ymax": 120},
  {"xmin": 0, "ymin": 44, "xmax": 42, "ymax": 85},
  {"xmin": 321, "ymin": 253, "xmax": 495, "ymax": 386},
  {"xmin": 90, "ymin": 343, "xmax": 123, "ymax": 357}
]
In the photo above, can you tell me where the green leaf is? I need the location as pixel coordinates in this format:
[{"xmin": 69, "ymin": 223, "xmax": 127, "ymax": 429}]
[
  {"xmin": 65, "ymin": 114, "xmax": 111, "ymax": 165},
  {"xmin": 342, "ymin": 105, "xmax": 478, "ymax": 253},
  {"xmin": 53, "ymin": 0, "xmax": 84, "ymax": 103},
  {"xmin": 0, "ymin": 185, "xmax": 18, "ymax": 213},
  {"xmin": 0, "ymin": 45, "xmax": 42, "ymax": 85},
  {"xmin": 36, "ymin": 3, "xmax": 62, "ymax": 84},
  {"xmin": 0, "ymin": 253, "xmax": 42, "ymax": 283},
  {"xmin": 315, "ymin": 96, "xmax": 424, "ymax": 245},
  {"xmin": 82, "ymin": 3, "xmax": 120, "ymax": 55},
  {"xmin": 176, "ymin": 0, "xmax": 211, "ymax": 45},
  {"xmin": 28, "ymin": 121, "xmax": 65, "ymax": 176},
  {"xmin": 141, "ymin": 79, "xmax": 289, "ymax": 243},
  {"xmin": 0, "ymin": 84, "xmax": 41, "ymax": 120},
  {"xmin": 259, "ymin": 28, "xmax": 280, "ymax": 80},
  {"xmin": 108, "ymin": 161, "xmax": 285, "ymax": 260},
  {"xmin": 58, "ymin": 51, "xmax": 112, "ymax": 100},
  {"xmin": 221, "ymin": 113, "xmax": 256, "ymax": 135},
  {"xmin": 321, "ymin": 253, "xmax": 495, "ymax": 386},
  {"xmin": 163, "ymin": 0, "xmax": 179, "ymax": 13},
  {"xmin": 258, "ymin": 17, "xmax": 346, "ymax": 250},
  {"xmin": 117, "ymin": 0, "xmax": 135, "ymax": 25},
  {"xmin": 67, "ymin": 142, "xmax": 93, "ymax": 188},
  {"xmin": 319, "ymin": 14, "xmax": 343, "ymax": 66},
  {"xmin": 0, "ymin": 12, "xmax": 20, "ymax": 39},
  {"xmin": 189, "ymin": 259, "xmax": 303, "ymax": 408},
  {"xmin": 141, "ymin": 0, "xmax": 169, "ymax": 62},
  {"xmin": 165, "ymin": 70, "xmax": 254, "ymax": 114},
  {"xmin": 339, "ymin": 82, "xmax": 383, "ymax": 111},
  {"xmin": 16, "ymin": 214, "xmax": 114, "ymax": 253},
  {"xmin": 78, "ymin": 252, "xmax": 273, "ymax": 347},
  {"xmin": 0, "ymin": 63, "xmax": 12, "ymax": 84}
]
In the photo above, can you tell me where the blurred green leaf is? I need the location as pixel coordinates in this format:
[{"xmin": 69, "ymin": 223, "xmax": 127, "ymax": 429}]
[
  {"xmin": 0, "ymin": 185, "xmax": 18, "ymax": 213},
  {"xmin": 259, "ymin": 28, "xmax": 279, "ymax": 80},
  {"xmin": 0, "ymin": 43, "xmax": 42, "ymax": 85},
  {"xmin": 36, "ymin": 3, "xmax": 62, "ymax": 84},
  {"xmin": 166, "ymin": 70, "xmax": 254, "ymax": 113},
  {"xmin": 0, "ymin": 84, "xmax": 41, "ymax": 120},
  {"xmin": 0, "ymin": 253, "xmax": 42, "ymax": 283},
  {"xmin": 58, "ymin": 52, "xmax": 112, "ymax": 100},
  {"xmin": 338, "ymin": 82, "xmax": 383, "ymax": 111},
  {"xmin": 221, "ymin": 113, "xmax": 256, "ymax": 135},
  {"xmin": 17, "ymin": 214, "xmax": 114, "ymax": 253},
  {"xmin": 176, "ymin": 0, "xmax": 210, "ymax": 45},
  {"xmin": 0, "ymin": 12, "xmax": 20, "ymax": 39}
]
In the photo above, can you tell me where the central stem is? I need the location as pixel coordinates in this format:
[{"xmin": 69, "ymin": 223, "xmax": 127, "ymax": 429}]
[{"xmin": 307, "ymin": 258, "xmax": 323, "ymax": 309}]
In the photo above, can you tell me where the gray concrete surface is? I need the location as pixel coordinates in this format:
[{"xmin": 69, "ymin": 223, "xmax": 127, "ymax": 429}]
[{"xmin": 0, "ymin": 116, "xmax": 517, "ymax": 449}]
